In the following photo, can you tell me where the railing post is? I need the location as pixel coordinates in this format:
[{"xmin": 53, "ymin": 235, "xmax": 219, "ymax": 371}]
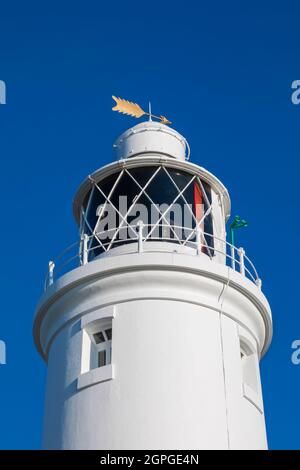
[
  {"xmin": 82, "ymin": 234, "xmax": 89, "ymax": 265},
  {"xmin": 48, "ymin": 260, "xmax": 55, "ymax": 287},
  {"xmin": 137, "ymin": 220, "xmax": 144, "ymax": 253},
  {"xmin": 196, "ymin": 225, "xmax": 201, "ymax": 255},
  {"xmin": 238, "ymin": 247, "xmax": 245, "ymax": 276},
  {"xmin": 230, "ymin": 245, "xmax": 236, "ymax": 270},
  {"xmin": 255, "ymin": 278, "xmax": 262, "ymax": 290}
]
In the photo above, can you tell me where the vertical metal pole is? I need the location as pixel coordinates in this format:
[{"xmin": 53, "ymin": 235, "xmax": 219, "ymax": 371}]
[
  {"xmin": 137, "ymin": 220, "xmax": 144, "ymax": 253},
  {"xmin": 238, "ymin": 247, "xmax": 245, "ymax": 276},
  {"xmin": 82, "ymin": 234, "xmax": 89, "ymax": 265},
  {"xmin": 48, "ymin": 260, "xmax": 55, "ymax": 287},
  {"xmin": 230, "ymin": 226, "xmax": 236, "ymax": 270},
  {"xmin": 196, "ymin": 225, "xmax": 201, "ymax": 255},
  {"xmin": 231, "ymin": 245, "xmax": 236, "ymax": 270}
]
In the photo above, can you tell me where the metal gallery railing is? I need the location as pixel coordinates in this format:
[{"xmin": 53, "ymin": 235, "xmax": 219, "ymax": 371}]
[{"xmin": 44, "ymin": 223, "xmax": 262, "ymax": 291}]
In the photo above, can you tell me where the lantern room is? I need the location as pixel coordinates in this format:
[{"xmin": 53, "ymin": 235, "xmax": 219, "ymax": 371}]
[{"xmin": 73, "ymin": 121, "xmax": 230, "ymax": 263}]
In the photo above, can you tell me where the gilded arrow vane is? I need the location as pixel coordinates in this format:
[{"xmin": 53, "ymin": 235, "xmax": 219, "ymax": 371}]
[{"xmin": 112, "ymin": 96, "xmax": 171, "ymax": 125}]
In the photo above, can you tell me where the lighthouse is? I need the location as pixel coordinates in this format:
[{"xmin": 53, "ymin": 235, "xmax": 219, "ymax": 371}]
[{"xmin": 34, "ymin": 101, "xmax": 272, "ymax": 450}]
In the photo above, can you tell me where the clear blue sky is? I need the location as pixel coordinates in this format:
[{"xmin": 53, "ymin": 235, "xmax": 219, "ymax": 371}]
[{"xmin": 0, "ymin": 0, "xmax": 299, "ymax": 449}]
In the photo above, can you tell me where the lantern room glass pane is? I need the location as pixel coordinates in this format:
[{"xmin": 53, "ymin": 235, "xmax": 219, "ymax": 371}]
[{"xmin": 80, "ymin": 166, "xmax": 214, "ymax": 258}]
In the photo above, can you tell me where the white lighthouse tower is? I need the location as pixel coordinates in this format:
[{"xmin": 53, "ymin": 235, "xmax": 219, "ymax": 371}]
[{"xmin": 34, "ymin": 104, "xmax": 272, "ymax": 450}]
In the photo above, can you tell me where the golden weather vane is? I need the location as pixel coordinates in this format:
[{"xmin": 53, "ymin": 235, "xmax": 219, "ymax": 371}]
[{"xmin": 112, "ymin": 96, "xmax": 172, "ymax": 125}]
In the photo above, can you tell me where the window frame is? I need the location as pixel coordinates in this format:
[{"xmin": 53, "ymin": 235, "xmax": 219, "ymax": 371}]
[
  {"xmin": 91, "ymin": 323, "xmax": 112, "ymax": 369},
  {"xmin": 238, "ymin": 330, "xmax": 264, "ymax": 414},
  {"xmin": 78, "ymin": 306, "xmax": 115, "ymax": 390}
]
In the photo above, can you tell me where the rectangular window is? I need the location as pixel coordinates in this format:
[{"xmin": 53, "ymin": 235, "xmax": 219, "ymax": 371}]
[
  {"xmin": 240, "ymin": 340, "xmax": 259, "ymax": 393},
  {"xmin": 89, "ymin": 320, "xmax": 112, "ymax": 370}
]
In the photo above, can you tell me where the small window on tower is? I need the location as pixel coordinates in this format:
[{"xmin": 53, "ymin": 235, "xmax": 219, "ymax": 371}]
[
  {"xmin": 240, "ymin": 340, "xmax": 259, "ymax": 394},
  {"xmin": 89, "ymin": 321, "xmax": 112, "ymax": 370},
  {"xmin": 78, "ymin": 315, "xmax": 114, "ymax": 389}
]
